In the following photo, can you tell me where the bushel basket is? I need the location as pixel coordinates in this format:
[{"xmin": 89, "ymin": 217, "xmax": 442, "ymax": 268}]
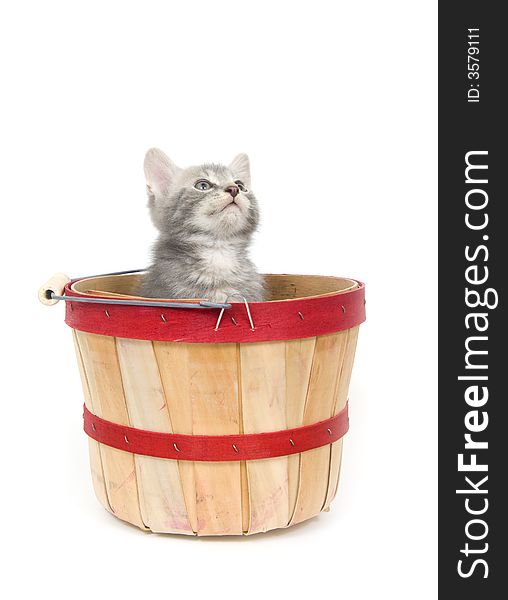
[{"xmin": 40, "ymin": 270, "xmax": 365, "ymax": 535}]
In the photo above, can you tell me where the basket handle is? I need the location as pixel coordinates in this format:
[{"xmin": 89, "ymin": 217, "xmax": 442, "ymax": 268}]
[
  {"xmin": 38, "ymin": 271, "xmax": 232, "ymax": 311},
  {"xmin": 38, "ymin": 273, "xmax": 71, "ymax": 306}
]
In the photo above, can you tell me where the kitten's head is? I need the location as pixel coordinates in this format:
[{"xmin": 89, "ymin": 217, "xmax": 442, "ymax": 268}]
[{"xmin": 143, "ymin": 148, "xmax": 259, "ymax": 239}]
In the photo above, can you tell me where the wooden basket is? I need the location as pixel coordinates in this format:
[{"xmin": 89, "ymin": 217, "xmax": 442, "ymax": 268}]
[{"xmin": 41, "ymin": 271, "xmax": 365, "ymax": 535}]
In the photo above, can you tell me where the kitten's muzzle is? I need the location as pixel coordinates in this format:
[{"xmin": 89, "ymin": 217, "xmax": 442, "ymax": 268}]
[{"xmin": 225, "ymin": 185, "xmax": 239, "ymax": 198}]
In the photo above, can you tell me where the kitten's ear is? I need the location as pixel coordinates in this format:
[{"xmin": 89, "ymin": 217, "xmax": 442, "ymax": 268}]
[
  {"xmin": 144, "ymin": 148, "xmax": 180, "ymax": 197},
  {"xmin": 229, "ymin": 153, "xmax": 251, "ymax": 188}
]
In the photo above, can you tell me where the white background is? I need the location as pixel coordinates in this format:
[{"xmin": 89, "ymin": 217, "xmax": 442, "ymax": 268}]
[{"xmin": 1, "ymin": 1, "xmax": 437, "ymax": 599}]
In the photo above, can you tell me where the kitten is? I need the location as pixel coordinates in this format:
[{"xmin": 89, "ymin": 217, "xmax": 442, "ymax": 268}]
[{"xmin": 139, "ymin": 148, "xmax": 264, "ymax": 302}]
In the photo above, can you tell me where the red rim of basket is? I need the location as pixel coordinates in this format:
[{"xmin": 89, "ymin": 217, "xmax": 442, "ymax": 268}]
[
  {"xmin": 64, "ymin": 274, "xmax": 366, "ymax": 343},
  {"xmin": 83, "ymin": 403, "xmax": 349, "ymax": 462}
]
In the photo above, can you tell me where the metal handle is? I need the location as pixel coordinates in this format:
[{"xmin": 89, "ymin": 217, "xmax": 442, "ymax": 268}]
[
  {"xmin": 39, "ymin": 270, "xmax": 231, "ymax": 310},
  {"xmin": 49, "ymin": 294, "xmax": 231, "ymax": 310}
]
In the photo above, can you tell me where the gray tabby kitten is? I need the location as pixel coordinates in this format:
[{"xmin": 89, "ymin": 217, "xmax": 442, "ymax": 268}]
[{"xmin": 139, "ymin": 148, "xmax": 264, "ymax": 302}]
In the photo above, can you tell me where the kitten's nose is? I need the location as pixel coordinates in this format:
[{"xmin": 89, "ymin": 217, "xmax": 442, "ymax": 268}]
[{"xmin": 225, "ymin": 185, "xmax": 239, "ymax": 198}]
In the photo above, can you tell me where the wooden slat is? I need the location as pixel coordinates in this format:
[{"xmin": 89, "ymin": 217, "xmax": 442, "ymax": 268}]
[
  {"xmin": 290, "ymin": 331, "xmax": 349, "ymax": 525},
  {"xmin": 285, "ymin": 337, "xmax": 316, "ymax": 522},
  {"xmin": 72, "ymin": 331, "xmax": 112, "ymax": 513},
  {"xmin": 75, "ymin": 331, "xmax": 146, "ymax": 529},
  {"xmin": 152, "ymin": 342, "xmax": 197, "ymax": 533},
  {"xmin": 240, "ymin": 341, "xmax": 289, "ymax": 533},
  {"xmin": 236, "ymin": 345, "xmax": 250, "ymax": 533},
  {"xmin": 187, "ymin": 344, "xmax": 242, "ymax": 535},
  {"xmin": 323, "ymin": 326, "xmax": 360, "ymax": 509},
  {"xmin": 116, "ymin": 338, "xmax": 193, "ymax": 533}
]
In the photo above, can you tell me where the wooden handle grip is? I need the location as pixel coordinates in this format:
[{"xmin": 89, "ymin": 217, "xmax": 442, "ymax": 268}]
[{"xmin": 38, "ymin": 272, "xmax": 71, "ymax": 306}]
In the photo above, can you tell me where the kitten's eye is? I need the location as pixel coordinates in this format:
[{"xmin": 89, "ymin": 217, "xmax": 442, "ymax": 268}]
[
  {"xmin": 235, "ymin": 180, "xmax": 248, "ymax": 192},
  {"xmin": 194, "ymin": 179, "xmax": 212, "ymax": 191}
]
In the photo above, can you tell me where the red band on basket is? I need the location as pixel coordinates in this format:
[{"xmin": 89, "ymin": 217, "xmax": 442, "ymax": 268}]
[
  {"xmin": 83, "ymin": 403, "xmax": 349, "ymax": 461},
  {"xmin": 65, "ymin": 280, "xmax": 365, "ymax": 343}
]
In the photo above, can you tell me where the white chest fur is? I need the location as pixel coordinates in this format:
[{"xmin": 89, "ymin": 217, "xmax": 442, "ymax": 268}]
[{"xmin": 199, "ymin": 243, "xmax": 239, "ymax": 281}]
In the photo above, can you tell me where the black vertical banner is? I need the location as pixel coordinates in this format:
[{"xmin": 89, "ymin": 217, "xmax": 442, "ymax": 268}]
[{"xmin": 439, "ymin": 2, "xmax": 507, "ymax": 597}]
